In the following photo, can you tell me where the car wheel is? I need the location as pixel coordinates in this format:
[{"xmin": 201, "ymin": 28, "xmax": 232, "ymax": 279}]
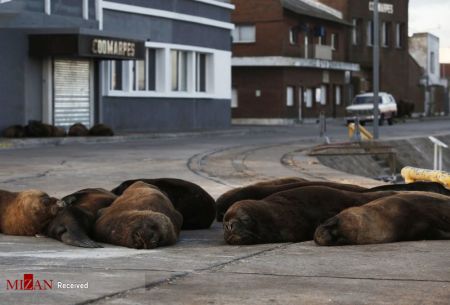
[
  {"xmin": 387, "ymin": 117, "xmax": 394, "ymax": 125},
  {"xmin": 379, "ymin": 114, "xmax": 385, "ymax": 126}
]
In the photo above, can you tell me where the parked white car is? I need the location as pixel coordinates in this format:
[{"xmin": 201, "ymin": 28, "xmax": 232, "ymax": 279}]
[{"xmin": 346, "ymin": 92, "xmax": 397, "ymax": 126}]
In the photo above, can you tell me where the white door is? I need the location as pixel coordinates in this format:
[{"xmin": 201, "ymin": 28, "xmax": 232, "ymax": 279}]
[{"xmin": 53, "ymin": 59, "xmax": 93, "ymax": 128}]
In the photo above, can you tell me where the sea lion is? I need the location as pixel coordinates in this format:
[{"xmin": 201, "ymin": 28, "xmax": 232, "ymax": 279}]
[
  {"xmin": 314, "ymin": 192, "xmax": 450, "ymax": 246},
  {"xmin": 24, "ymin": 121, "xmax": 65, "ymax": 137},
  {"xmin": 2, "ymin": 125, "xmax": 26, "ymax": 138},
  {"xmin": 68, "ymin": 123, "xmax": 89, "ymax": 136},
  {"xmin": 223, "ymin": 186, "xmax": 395, "ymax": 245},
  {"xmin": 366, "ymin": 181, "xmax": 450, "ymax": 196},
  {"xmin": 216, "ymin": 179, "xmax": 367, "ymax": 222},
  {"xmin": 95, "ymin": 181, "xmax": 183, "ymax": 249},
  {"xmin": 0, "ymin": 189, "xmax": 63, "ymax": 236},
  {"xmin": 45, "ymin": 188, "xmax": 117, "ymax": 248},
  {"xmin": 89, "ymin": 124, "xmax": 114, "ymax": 136},
  {"xmin": 111, "ymin": 178, "xmax": 215, "ymax": 230}
]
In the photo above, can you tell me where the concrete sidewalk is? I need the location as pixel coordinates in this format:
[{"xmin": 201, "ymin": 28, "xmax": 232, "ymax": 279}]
[{"xmin": 0, "ymin": 124, "xmax": 449, "ymax": 305}]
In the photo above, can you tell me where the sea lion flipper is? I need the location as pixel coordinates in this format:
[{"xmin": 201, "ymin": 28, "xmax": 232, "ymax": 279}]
[{"xmin": 60, "ymin": 230, "xmax": 103, "ymax": 248}]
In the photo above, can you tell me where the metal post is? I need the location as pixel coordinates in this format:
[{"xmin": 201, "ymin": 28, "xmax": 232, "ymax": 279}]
[
  {"xmin": 434, "ymin": 143, "xmax": 438, "ymax": 170},
  {"xmin": 373, "ymin": 0, "xmax": 380, "ymax": 139}
]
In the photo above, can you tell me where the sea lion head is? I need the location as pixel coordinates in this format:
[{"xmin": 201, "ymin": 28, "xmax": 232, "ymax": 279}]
[
  {"xmin": 110, "ymin": 211, "xmax": 178, "ymax": 249},
  {"xmin": 10, "ymin": 190, "xmax": 64, "ymax": 236},
  {"xmin": 223, "ymin": 200, "xmax": 267, "ymax": 245},
  {"xmin": 45, "ymin": 206, "xmax": 102, "ymax": 248},
  {"xmin": 314, "ymin": 208, "xmax": 369, "ymax": 246}
]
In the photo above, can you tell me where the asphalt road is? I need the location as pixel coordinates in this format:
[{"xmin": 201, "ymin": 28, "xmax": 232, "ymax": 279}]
[{"xmin": 0, "ymin": 118, "xmax": 449, "ymax": 304}]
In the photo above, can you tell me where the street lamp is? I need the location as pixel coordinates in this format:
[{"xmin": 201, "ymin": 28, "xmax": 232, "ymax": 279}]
[{"xmin": 373, "ymin": 0, "xmax": 380, "ymax": 139}]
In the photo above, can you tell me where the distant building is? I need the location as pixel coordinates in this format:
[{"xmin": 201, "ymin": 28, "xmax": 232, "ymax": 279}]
[
  {"xmin": 0, "ymin": 0, "xmax": 233, "ymax": 132},
  {"xmin": 410, "ymin": 33, "xmax": 448, "ymax": 115},
  {"xmin": 231, "ymin": 0, "xmax": 360, "ymax": 124},
  {"xmin": 317, "ymin": 0, "xmax": 423, "ymax": 113}
]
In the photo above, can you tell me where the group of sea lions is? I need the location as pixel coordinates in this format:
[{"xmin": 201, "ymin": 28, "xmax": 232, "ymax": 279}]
[
  {"xmin": 219, "ymin": 178, "xmax": 450, "ymax": 246},
  {"xmin": 0, "ymin": 177, "xmax": 449, "ymax": 249},
  {"xmin": 0, "ymin": 178, "xmax": 215, "ymax": 249},
  {"xmin": 2, "ymin": 121, "xmax": 113, "ymax": 138}
]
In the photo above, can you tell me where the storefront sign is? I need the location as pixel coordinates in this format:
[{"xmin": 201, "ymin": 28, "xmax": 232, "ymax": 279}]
[
  {"xmin": 91, "ymin": 39, "xmax": 136, "ymax": 58},
  {"xmin": 29, "ymin": 34, "xmax": 145, "ymax": 60},
  {"xmin": 369, "ymin": 2, "xmax": 394, "ymax": 14}
]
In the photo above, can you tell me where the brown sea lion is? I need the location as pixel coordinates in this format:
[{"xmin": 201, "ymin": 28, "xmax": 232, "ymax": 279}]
[
  {"xmin": 25, "ymin": 120, "xmax": 53, "ymax": 137},
  {"xmin": 45, "ymin": 188, "xmax": 117, "ymax": 248},
  {"xmin": 2, "ymin": 125, "xmax": 26, "ymax": 138},
  {"xmin": 216, "ymin": 179, "xmax": 367, "ymax": 222},
  {"xmin": 24, "ymin": 121, "xmax": 65, "ymax": 137},
  {"xmin": 0, "ymin": 189, "xmax": 63, "ymax": 236},
  {"xmin": 223, "ymin": 186, "xmax": 395, "ymax": 245},
  {"xmin": 68, "ymin": 123, "xmax": 89, "ymax": 136},
  {"xmin": 95, "ymin": 181, "xmax": 183, "ymax": 249},
  {"xmin": 89, "ymin": 124, "xmax": 114, "ymax": 136},
  {"xmin": 314, "ymin": 192, "xmax": 450, "ymax": 246},
  {"xmin": 366, "ymin": 181, "xmax": 450, "ymax": 196},
  {"xmin": 111, "ymin": 178, "xmax": 215, "ymax": 230}
]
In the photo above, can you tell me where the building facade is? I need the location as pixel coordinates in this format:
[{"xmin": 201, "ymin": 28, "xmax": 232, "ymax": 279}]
[
  {"xmin": 318, "ymin": 0, "xmax": 425, "ymax": 114},
  {"xmin": 410, "ymin": 33, "xmax": 448, "ymax": 115},
  {"xmin": 231, "ymin": 0, "xmax": 359, "ymax": 124},
  {"xmin": 0, "ymin": 0, "xmax": 233, "ymax": 132}
]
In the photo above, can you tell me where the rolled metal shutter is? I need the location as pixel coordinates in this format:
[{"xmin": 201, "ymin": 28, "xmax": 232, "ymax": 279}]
[{"xmin": 53, "ymin": 59, "xmax": 91, "ymax": 128}]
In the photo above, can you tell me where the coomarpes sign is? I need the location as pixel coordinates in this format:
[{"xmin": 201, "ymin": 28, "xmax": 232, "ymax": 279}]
[{"xmin": 92, "ymin": 39, "xmax": 136, "ymax": 58}]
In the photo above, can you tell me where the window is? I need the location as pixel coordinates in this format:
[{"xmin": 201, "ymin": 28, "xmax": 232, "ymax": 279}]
[
  {"xmin": 367, "ymin": 20, "xmax": 374, "ymax": 46},
  {"xmin": 395, "ymin": 23, "xmax": 404, "ymax": 48},
  {"xmin": 231, "ymin": 88, "xmax": 238, "ymax": 108},
  {"xmin": 286, "ymin": 86, "xmax": 294, "ymax": 107},
  {"xmin": 132, "ymin": 60, "xmax": 145, "ymax": 91},
  {"xmin": 147, "ymin": 49, "xmax": 156, "ymax": 91},
  {"xmin": 335, "ymin": 86, "xmax": 341, "ymax": 105},
  {"xmin": 304, "ymin": 34, "xmax": 309, "ymax": 58},
  {"xmin": 110, "ymin": 60, "xmax": 123, "ymax": 91},
  {"xmin": 108, "ymin": 47, "xmax": 211, "ymax": 95},
  {"xmin": 352, "ymin": 19, "xmax": 358, "ymax": 45},
  {"xmin": 171, "ymin": 50, "xmax": 188, "ymax": 92},
  {"xmin": 320, "ymin": 85, "xmax": 327, "ymax": 105},
  {"xmin": 289, "ymin": 27, "xmax": 298, "ymax": 45},
  {"xmin": 232, "ymin": 25, "xmax": 256, "ymax": 43},
  {"xmin": 430, "ymin": 52, "xmax": 436, "ymax": 74},
  {"xmin": 196, "ymin": 53, "xmax": 207, "ymax": 92},
  {"xmin": 304, "ymin": 89, "xmax": 313, "ymax": 108},
  {"xmin": 331, "ymin": 33, "xmax": 338, "ymax": 51},
  {"xmin": 382, "ymin": 22, "xmax": 390, "ymax": 47}
]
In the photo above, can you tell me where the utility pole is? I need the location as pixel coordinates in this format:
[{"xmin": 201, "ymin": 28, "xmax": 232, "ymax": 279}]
[{"xmin": 373, "ymin": 0, "xmax": 380, "ymax": 139}]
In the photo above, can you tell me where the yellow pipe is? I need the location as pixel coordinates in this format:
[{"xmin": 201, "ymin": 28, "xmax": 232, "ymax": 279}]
[
  {"xmin": 348, "ymin": 123, "xmax": 373, "ymax": 141},
  {"xmin": 401, "ymin": 166, "xmax": 450, "ymax": 187}
]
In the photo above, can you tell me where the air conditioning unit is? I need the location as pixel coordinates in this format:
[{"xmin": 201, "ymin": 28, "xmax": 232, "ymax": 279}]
[{"xmin": 310, "ymin": 44, "xmax": 332, "ymax": 60}]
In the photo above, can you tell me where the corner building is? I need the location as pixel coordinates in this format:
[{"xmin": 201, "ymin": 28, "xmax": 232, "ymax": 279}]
[{"xmin": 0, "ymin": 0, "xmax": 233, "ymax": 132}]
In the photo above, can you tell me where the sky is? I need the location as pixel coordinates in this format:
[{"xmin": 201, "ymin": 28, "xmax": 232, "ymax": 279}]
[{"xmin": 409, "ymin": 0, "xmax": 450, "ymax": 63}]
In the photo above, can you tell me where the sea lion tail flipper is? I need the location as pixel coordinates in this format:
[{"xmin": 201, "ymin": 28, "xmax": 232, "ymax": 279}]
[{"xmin": 60, "ymin": 230, "xmax": 103, "ymax": 248}]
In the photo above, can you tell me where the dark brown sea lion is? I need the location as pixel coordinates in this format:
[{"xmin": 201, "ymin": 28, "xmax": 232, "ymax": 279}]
[
  {"xmin": 366, "ymin": 181, "xmax": 450, "ymax": 196},
  {"xmin": 223, "ymin": 186, "xmax": 395, "ymax": 245},
  {"xmin": 2, "ymin": 125, "xmax": 26, "ymax": 138},
  {"xmin": 111, "ymin": 178, "xmax": 215, "ymax": 230},
  {"xmin": 95, "ymin": 181, "xmax": 183, "ymax": 249},
  {"xmin": 0, "ymin": 189, "xmax": 63, "ymax": 236},
  {"xmin": 314, "ymin": 192, "xmax": 450, "ymax": 246},
  {"xmin": 216, "ymin": 179, "xmax": 367, "ymax": 222},
  {"xmin": 24, "ymin": 121, "xmax": 65, "ymax": 137},
  {"xmin": 89, "ymin": 124, "xmax": 114, "ymax": 136},
  {"xmin": 25, "ymin": 120, "xmax": 53, "ymax": 137},
  {"xmin": 68, "ymin": 123, "xmax": 89, "ymax": 136},
  {"xmin": 45, "ymin": 188, "xmax": 117, "ymax": 248}
]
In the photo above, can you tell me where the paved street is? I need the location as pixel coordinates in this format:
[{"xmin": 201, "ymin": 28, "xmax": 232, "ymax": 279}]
[{"xmin": 0, "ymin": 119, "xmax": 450, "ymax": 304}]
